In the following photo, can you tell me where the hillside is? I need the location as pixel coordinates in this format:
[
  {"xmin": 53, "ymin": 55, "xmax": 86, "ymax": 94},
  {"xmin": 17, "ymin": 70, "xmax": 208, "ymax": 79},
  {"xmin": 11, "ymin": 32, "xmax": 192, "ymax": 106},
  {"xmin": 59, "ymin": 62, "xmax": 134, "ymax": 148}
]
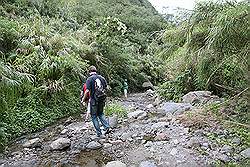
[{"xmin": 0, "ymin": 0, "xmax": 166, "ymax": 150}]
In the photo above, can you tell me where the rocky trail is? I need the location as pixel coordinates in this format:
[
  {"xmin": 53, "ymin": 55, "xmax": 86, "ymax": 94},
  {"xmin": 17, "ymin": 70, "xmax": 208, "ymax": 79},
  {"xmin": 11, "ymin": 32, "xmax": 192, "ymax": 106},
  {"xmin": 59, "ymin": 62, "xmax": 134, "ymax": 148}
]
[{"xmin": 0, "ymin": 91, "xmax": 249, "ymax": 167}]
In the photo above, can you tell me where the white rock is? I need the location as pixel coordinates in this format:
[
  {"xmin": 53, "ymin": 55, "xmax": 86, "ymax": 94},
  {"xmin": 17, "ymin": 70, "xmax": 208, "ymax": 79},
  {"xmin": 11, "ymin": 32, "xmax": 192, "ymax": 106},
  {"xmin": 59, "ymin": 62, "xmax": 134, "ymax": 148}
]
[
  {"xmin": 50, "ymin": 138, "xmax": 71, "ymax": 150},
  {"xmin": 86, "ymin": 141, "xmax": 102, "ymax": 150},
  {"xmin": 146, "ymin": 104, "xmax": 154, "ymax": 109},
  {"xmin": 23, "ymin": 138, "xmax": 42, "ymax": 148},
  {"xmin": 105, "ymin": 161, "xmax": 126, "ymax": 167},
  {"xmin": 128, "ymin": 110, "xmax": 147, "ymax": 119},
  {"xmin": 240, "ymin": 148, "xmax": 250, "ymax": 158},
  {"xmin": 170, "ymin": 148, "xmax": 178, "ymax": 156}
]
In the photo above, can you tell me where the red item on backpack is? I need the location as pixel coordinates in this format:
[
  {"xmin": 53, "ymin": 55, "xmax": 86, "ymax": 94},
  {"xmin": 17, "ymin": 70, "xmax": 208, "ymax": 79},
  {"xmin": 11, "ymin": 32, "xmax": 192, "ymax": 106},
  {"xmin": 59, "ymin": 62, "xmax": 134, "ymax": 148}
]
[{"xmin": 83, "ymin": 83, "xmax": 90, "ymax": 102}]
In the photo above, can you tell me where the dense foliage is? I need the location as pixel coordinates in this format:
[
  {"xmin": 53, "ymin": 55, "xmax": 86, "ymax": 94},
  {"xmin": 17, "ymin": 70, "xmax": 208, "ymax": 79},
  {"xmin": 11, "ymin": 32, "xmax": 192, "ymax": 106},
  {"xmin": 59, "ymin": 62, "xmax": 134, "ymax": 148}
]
[
  {"xmin": 156, "ymin": 1, "xmax": 249, "ymax": 100},
  {"xmin": 0, "ymin": 0, "xmax": 166, "ymax": 150}
]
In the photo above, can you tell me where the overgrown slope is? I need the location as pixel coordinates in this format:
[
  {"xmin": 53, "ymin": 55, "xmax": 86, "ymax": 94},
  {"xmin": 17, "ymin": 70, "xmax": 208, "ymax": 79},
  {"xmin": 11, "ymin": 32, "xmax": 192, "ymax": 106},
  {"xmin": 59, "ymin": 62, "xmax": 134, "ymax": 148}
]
[{"xmin": 0, "ymin": 0, "xmax": 166, "ymax": 150}]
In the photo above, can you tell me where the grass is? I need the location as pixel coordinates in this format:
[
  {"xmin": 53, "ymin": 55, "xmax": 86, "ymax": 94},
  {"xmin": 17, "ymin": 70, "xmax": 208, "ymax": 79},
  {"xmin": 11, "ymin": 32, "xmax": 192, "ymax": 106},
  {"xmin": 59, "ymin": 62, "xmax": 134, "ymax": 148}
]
[{"xmin": 104, "ymin": 102, "xmax": 127, "ymax": 118}]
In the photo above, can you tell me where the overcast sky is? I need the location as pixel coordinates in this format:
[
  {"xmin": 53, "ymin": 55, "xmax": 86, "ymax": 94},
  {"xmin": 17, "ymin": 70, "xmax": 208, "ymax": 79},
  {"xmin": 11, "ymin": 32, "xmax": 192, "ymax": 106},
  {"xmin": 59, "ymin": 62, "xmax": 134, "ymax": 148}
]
[{"xmin": 148, "ymin": 0, "xmax": 196, "ymax": 13}]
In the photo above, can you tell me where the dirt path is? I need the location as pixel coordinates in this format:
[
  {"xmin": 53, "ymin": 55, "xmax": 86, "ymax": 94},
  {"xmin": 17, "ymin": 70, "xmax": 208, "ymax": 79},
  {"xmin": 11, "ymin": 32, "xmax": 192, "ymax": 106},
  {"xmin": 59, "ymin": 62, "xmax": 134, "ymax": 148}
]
[{"xmin": 0, "ymin": 92, "xmax": 247, "ymax": 167}]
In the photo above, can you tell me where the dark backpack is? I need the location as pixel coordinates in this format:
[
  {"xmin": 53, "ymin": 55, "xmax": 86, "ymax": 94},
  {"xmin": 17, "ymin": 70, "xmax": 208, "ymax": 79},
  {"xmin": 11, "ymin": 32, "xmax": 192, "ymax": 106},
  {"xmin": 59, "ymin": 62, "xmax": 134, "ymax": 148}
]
[{"xmin": 93, "ymin": 75, "xmax": 106, "ymax": 102}]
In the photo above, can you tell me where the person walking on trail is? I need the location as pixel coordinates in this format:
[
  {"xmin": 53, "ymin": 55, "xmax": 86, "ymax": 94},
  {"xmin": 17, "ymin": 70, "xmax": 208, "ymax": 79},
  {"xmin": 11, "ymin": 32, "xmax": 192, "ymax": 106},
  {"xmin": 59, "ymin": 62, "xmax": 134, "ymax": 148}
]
[
  {"xmin": 123, "ymin": 79, "xmax": 128, "ymax": 98},
  {"xmin": 82, "ymin": 66, "xmax": 111, "ymax": 138}
]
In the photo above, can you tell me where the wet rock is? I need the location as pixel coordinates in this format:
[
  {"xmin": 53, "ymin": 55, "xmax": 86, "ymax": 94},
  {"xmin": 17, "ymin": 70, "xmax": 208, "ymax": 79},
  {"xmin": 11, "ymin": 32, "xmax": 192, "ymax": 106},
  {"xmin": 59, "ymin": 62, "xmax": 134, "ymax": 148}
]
[
  {"xmin": 105, "ymin": 161, "xmax": 126, "ymax": 167},
  {"xmin": 23, "ymin": 138, "xmax": 42, "ymax": 148},
  {"xmin": 128, "ymin": 110, "xmax": 147, "ymax": 119},
  {"xmin": 240, "ymin": 148, "xmax": 250, "ymax": 158},
  {"xmin": 161, "ymin": 102, "xmax": 193, "ymax": 115},
  {"xmin": 182, "ymin": 91, "xmax": 222, "ymax": 105},
  {"xmin": 108, "ymin": 115, "xmax": 118, "ymax": 128},
  {"xmin": 50, "ymin": 138, "xmax": 71, "ymax": 150},
  {"xmin": 139, "ymin": 161, "xmax": 157, "ymax": 167},
  {"xmin": 142, "ymin": 81, "xmax": 154, "ymax": 89},
  {"xmin": 86, "ymin": 141, "xmax": 102, "ymax": 150}
]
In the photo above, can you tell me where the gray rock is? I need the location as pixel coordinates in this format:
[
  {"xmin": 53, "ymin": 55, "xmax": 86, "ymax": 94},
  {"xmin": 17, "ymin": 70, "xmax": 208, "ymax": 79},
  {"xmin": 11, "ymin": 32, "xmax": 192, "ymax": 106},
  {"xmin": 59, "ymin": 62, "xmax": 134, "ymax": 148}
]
[
  {"xmin": 186, "ymin": 137, "xmax": 201, "ymax": 148},
  {"xmin": 232, "ymin": 137, "xmax": 241, "ymax": 145},
  {"xmin": 108, "ymin": 115, "xmax": 118, "ymax": 128},
  {"xmin": 217, "ymin": 153, "xmax": 230, "ymax": 162},
  {"xmin": 142, "ymin": 82, "xmax": 154, "ymax": 89},
  {"xmin": 170, "ymin": 148, "xmax": 178, "ymax": 156},
  {"xmin": 23, "ymin": 138, "xmax": 42, "ymax": 148},
  {"xmin": 182, "ymin": 91, "xmax": 222, "ymax": 105},
  {"xmin": 105, "ymin": 161, "xmax": 126, "ymax": 167},
  {"xmin": 66, "ymin": 122, "xmax": 88, "ymax": 133},
  {"xmin": 86, "ymin": 141, "xmax": 102, "ymax": 150},
  {"xmin": 220, "ymin": 145, "xmax": 233, "ymax": 153},
  {"xmin": 240, "ymin": 148, "xmax": 250, "ymax": 158},
  {"xmin": 146, "ymin": 104, "xmax": 154, "ymax": 109},
  {"xmin": 161, "ymin": 102, "xmax": 193, "ymax": 115},
  {"xmin": 50, "ymin": 138, "xmax": 71, "ymax": 150},
  {"xmin": 151, "ymin": 122, "xmax": 169, "ymax": 131},
  {"xmin": 128, "ymin": 110, "xmax": 147, "ymax": 119},
  {"xmin": 144, "ymin": 141, "xmax": 153, "ymax": 147},
  {"xmin": 139, "ymin": 161, "xmax": 157, "ymax": 167}
]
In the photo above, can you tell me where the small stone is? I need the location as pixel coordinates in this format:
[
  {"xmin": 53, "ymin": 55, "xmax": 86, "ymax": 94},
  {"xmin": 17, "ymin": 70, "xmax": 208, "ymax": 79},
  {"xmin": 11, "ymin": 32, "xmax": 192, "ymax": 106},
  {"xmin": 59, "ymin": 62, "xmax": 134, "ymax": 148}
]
[
  {"xmin": 146, "ymin": 104, "xmax": 154, "ymax": 109},
  {"xmin": 144, "ymin": 141, "xmax": 153, "ymax": 147},
  {"xmin": 105, "ymin": 161, "xmax": 126, "ymax": 167},
  {"xmin": 108, "ymin": 115, "xmax": 118, "ymax": 128},
  {"xmin": 139, "ymin": 161, "xmax": 157, "ymax": 167},
  {"xmin": 61, "ymin": 129, "xmax": 68, "ymax": 135},
  {"xmin": 23, "ymin": 138, "xmax": 42, "ymax": 148},
  {"xmin": 202, "ymin": 142, "xmax": 209, "ymax": 148},
  {"xmin": 173, "ymin": 139, "xmax": 179, "ymax": 145},
  {"xmin": 103, "ymin": 143, "xmax": 112, "ymax": 149},
  {"xmin": 128, "ymin": 110, "xmax": 147, "ymax": 119},
  {"xmin": 86, "ymin": 141, "xmax": 102, "ymax": 150},
  {"xmin": 240, "ymin": 148, "xmax": 250, "ymax": 158},
  {"xmin": 220, "ymin": 145, "xmax": 233, "ymax": 153},
  {"xmin": 170, "ymin": 148, "xmax": 178, "ymax": 156},
  {"xmin": 232, "ymin": 137, "xmax": 241, "ymax": 145},
  {"xmin": 155, "ymin": 133, "xmax": 169, "ymax": 141},
  {"xmin": 217, "ymin": 154, "xmax": 230, "ymax": 162}
]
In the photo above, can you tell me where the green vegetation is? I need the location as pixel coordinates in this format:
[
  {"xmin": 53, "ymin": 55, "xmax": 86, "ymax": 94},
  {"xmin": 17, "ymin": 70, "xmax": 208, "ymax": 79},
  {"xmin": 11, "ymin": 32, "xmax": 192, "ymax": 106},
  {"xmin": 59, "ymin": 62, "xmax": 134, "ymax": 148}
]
[
  {"xmin": 104, "ymin": 102, "xmax": 127, "ymax": 118},
  {"xmin": 0, "ymin": 0, "xmax": 166, "ymax": 150}
]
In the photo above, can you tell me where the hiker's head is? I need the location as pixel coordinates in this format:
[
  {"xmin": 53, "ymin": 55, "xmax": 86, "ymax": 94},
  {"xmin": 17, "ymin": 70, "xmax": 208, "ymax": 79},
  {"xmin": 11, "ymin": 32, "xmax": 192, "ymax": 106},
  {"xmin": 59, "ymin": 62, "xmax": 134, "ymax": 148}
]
[{"xmin": 89, "ymin": 65, "xmax": 97, "ymax": 73}]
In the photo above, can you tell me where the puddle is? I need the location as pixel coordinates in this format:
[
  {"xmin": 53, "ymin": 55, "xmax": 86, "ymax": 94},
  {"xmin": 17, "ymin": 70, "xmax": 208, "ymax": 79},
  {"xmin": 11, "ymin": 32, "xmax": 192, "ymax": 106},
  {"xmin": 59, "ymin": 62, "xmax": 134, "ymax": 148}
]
[{"xmin": 77, "ymin": 150, "xmax": 113, "ymax": 167}]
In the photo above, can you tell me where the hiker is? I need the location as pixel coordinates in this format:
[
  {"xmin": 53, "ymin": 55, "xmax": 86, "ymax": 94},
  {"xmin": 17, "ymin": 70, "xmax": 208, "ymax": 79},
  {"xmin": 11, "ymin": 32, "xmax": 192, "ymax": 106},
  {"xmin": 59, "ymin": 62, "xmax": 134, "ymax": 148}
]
[
  {"xmin": 123, "ymin": 79, "xmax": 128, "ymax": 98},
  {"xmin": 81, "ymin": 82, "xmax": 90, "ymax": 121},
  {"xmin": 82, "ymin": 66, "xmax": 110, "ymax": 137}
]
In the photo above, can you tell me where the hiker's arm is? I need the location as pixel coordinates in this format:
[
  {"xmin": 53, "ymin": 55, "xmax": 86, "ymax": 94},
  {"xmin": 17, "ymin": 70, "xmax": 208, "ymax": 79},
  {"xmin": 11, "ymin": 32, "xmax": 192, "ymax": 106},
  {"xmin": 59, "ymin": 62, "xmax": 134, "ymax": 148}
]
[{"xmin": 82, "ymin": 89, "xmax": 90, "ymax": 102}]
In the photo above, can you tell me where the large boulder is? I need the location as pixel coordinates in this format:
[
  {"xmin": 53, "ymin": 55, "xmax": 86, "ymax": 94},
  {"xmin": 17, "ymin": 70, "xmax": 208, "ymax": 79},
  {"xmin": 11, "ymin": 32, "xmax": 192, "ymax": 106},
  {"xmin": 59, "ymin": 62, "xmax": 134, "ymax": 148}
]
[
  {"xmin": 50, "ymin": 138, "xmax": 71, "ymax": 150},
  {"xmin": 142, "ymin": 82, "xmax": 154, "ymax": 89},
  {"xmin": 182, "ymin": 91, "xmax": 222, "ymax": 105},
  {"xmin": 160, "ymin": 102, "xmax": 193, "ymax": 115},
  {"xmin": 23, "ymin": 138, "xmax": 42, "ymax": 148},
  {"xmin": 105, "ymin": 161, "xmax": 126, "ymax": 167}
]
